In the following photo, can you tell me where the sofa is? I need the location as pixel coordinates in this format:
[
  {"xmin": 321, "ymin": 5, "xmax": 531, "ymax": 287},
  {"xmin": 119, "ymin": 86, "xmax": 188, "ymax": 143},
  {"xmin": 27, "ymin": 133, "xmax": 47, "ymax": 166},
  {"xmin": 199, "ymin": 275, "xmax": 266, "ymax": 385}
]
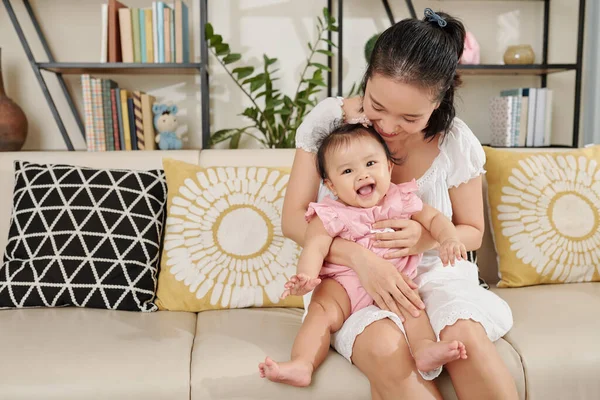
[{"xmin": 0, "ymin": 149, "xmax": 598, "ymax": 400}]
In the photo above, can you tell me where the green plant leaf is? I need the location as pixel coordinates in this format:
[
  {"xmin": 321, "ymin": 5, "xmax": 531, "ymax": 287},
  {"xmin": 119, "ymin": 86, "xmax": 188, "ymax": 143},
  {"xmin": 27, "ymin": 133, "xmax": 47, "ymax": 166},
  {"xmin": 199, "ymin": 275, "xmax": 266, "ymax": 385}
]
[
  {"xmin": 296, "ymin": 98, "xmax": 313, "ymax": 105},
  {"xmin": 303, "ymin": 79, "xmax": 326, "ymax": 87},
  {"xmin": 328, "ymin": 25, "xmax": 338, "ymax": 32},
  {"xmin": 223, "ymin": 53, "xmax": 241, "ymax": 64},
  {"xmin": 263, "ymin": 55, "xmax": 277, "ymax": 66},
  {"xmin": 322, "ymin": 7, "xmax": 330, "ymax": 20},
  {"xmin": 242, "ymin": 73, "xmax": 265, "ymax": 85},
  {"xmin": 209, "ymin": 34, "xmax": 223, "ymax": 47},
  {"xmin": 321, "ymin": 38, "xmax": 337, "ymax": 48},
  {"xmin": 210, "ymin": 128, "xmax": 239, "ymax": 144},
  {"xmin": 205, "ymin": 23, "xmax": 214, "ymax": 39},
  {"xmin": 250, "ymin": 79, "xmax": 266, "ymax": 92},
  {"xmin": 230, "ymin": 131, "xmax": 242, "ymax": 149},
  {"xmin": 310, "ymin": 62, "xmax": 331, "ymax": 72},
  {"xmin": 232, "ymin": 66, "xmax": 254, "ymax": 79},
  {"xmin": 308, "ymin": 42, "xmax": 313, "ymax": 51},
  {"xmin": 215, "ymin": 43, "xmax": 230, "ymax": 56},
  {"xmin": 317, "ymin": 17, "xmax": 324, "ymax": 28},
  {"xmin": 316, "ymin": 49, "xmax": 334, "ymax": 57}
]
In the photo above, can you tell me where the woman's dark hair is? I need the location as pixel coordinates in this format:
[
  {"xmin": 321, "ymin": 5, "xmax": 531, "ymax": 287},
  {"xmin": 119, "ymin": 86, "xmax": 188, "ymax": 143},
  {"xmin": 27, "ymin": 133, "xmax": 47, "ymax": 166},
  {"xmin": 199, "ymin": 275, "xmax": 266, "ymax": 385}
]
[
  {"xmin": 316, "ymin": 123, "xmax": 401, "ymax": 179},
  {"xmin": 362, "ymin": 11, "xmax": 466, "ymax": 139}
]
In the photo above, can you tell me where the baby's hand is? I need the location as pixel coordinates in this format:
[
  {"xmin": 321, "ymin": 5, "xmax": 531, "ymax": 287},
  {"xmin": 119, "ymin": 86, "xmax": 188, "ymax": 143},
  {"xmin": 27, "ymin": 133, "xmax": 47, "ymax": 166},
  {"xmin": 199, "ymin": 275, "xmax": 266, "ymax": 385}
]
[
  {"xmin": 439, "ymin": 238, "xmax": 467, "ymax": 266},
  {"xmin": 281, "ymin": 274, "xmax": 322, "ymax": 299}
]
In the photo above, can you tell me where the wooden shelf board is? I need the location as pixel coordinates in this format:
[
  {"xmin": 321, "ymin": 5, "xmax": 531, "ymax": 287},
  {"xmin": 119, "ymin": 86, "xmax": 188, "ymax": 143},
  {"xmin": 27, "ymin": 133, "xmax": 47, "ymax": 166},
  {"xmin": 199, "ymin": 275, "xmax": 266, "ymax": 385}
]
[
  {"xmin": 458, "ymin": 64, "xmax": 576, "ymax": 76},
  {"xmin": 37, "ymin": 62, "xmax": 203, "ymax": 75}
]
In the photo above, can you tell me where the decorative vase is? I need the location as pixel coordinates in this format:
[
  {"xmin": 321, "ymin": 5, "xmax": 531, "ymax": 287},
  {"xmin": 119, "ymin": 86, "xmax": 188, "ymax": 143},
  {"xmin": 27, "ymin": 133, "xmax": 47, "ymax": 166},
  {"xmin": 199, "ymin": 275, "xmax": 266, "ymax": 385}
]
[
  {"xmin": 503, "ymin": 45, "xmax": 535, "ymax": 65},
  {"xmin": 0, "ymin": 48, "xmax": 28, "ymax": 151}
]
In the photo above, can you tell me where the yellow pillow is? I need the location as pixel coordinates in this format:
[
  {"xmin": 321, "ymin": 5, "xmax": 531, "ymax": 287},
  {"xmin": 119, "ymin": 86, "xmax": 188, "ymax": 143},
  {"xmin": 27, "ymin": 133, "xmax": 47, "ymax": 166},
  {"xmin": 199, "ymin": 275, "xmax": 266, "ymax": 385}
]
[
  {"xmin": 484, "ymin": 146, "xmax": 600, "ymax": 288},
  {"xmin": 156, "ymin": 158, "xmax": 303, "ymax": 311}
]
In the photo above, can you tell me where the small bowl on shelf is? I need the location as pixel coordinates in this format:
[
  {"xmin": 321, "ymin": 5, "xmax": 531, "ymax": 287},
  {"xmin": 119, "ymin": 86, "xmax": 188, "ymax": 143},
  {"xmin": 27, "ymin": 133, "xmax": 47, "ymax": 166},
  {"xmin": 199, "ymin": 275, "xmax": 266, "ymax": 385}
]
[{"xmin": 503, "ymin": 45, "xmax": 535, "ymax": 65}]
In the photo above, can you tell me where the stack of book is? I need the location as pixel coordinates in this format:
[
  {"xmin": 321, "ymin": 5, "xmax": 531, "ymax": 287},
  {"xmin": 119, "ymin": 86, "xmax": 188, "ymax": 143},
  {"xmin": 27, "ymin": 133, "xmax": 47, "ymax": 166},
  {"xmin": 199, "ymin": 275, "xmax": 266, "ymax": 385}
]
[
  {"xmin": 489, "ymin": 88, "xmax": 554, "ymax": 147},
  {"xmin": 100, "ymin": 0, "xmax": 190, "ymax": 63},
  {"xmin": 81, "ymin": 74, "xmax": 156, "ymax": 152}
]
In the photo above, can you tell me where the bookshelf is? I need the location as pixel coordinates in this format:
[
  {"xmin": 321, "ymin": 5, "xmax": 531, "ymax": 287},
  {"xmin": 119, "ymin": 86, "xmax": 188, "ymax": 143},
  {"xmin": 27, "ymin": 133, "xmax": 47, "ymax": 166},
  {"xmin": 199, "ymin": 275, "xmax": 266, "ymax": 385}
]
[
  {"xmin": 3, "ymin": 0, "xmax": 210, "ymax": 151},
  {"xmin": 330, "ymin": 0, "xmax": 587, "ymax": 148}
]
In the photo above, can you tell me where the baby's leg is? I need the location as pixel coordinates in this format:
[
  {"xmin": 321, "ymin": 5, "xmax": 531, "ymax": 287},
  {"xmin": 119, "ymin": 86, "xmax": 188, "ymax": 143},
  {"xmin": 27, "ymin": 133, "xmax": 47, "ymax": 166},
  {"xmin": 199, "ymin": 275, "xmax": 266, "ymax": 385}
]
[
  {"xmin": 400, "ymin": 289, "xmax": 467, "ymax": 373},
  {"xmin": 259, "ymin": 279, "xmax": 351, "ymax": 387}
]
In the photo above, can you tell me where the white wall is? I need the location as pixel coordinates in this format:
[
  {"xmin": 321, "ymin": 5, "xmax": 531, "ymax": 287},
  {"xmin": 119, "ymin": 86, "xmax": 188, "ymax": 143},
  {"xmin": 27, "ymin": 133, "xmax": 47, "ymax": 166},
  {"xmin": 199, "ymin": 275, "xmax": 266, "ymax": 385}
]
[{"xmin": 0, "ymin": 0, "xmax": 582, "ymax": 150}]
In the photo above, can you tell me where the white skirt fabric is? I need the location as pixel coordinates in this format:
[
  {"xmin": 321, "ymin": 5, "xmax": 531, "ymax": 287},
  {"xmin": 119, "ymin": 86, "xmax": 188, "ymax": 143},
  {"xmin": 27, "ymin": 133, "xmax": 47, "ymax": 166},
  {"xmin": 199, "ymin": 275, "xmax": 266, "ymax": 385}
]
[{"xmin": 304, "ymin": 257, "xmax": 514, "ymax": 381}]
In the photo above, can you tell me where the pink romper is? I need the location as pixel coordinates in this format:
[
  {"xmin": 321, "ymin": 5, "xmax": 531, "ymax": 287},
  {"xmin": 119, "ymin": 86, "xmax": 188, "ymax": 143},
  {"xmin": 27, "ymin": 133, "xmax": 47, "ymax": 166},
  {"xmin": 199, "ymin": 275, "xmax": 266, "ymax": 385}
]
[{"xmin": 305, "ymin": 180, "xmax": 424, "ymax": 314}]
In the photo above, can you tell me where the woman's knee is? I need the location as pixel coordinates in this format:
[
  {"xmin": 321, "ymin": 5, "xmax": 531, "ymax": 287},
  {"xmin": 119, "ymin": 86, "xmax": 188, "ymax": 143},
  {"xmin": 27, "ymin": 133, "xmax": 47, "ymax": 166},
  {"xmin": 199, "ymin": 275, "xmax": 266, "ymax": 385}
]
[
  {"xmin": 353, "ymin": 320, "xmax": 415, "ymax": 379},
  {"xmin": 440, "ymin": 319, "xmax": 489, "ymax": 349}
]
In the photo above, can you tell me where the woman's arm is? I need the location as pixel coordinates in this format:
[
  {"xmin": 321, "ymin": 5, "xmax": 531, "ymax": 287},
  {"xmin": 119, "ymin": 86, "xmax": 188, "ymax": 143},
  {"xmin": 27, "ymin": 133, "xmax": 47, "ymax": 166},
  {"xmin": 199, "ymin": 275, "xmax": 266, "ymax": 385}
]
[{"xmin": 448, "ymin": 175, "xmax": 485, "ymax": 251}]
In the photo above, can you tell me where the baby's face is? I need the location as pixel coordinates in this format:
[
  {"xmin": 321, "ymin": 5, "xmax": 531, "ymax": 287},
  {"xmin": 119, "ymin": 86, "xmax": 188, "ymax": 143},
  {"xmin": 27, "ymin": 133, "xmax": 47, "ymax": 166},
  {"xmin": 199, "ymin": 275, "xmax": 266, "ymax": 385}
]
[{"xmin": 324, "ymin": 136, "xmax": 392, "ymax": 208}]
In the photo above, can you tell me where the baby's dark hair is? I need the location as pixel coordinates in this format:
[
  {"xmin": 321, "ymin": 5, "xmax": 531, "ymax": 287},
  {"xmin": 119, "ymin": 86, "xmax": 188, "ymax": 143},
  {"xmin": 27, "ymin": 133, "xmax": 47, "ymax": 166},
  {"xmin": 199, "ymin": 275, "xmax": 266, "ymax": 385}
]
[
  {"xmin": 362, "ymin": 10, "xmax": 466, "ymax": 140},
  {"xmin": 316, "ymin": 124, "xmax": 401, "ymax": 179}
]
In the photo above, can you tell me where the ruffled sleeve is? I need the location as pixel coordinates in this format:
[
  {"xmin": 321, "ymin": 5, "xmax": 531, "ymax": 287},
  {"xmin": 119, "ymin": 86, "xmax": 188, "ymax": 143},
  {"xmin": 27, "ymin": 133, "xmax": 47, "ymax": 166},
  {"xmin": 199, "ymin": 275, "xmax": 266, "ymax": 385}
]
[
  {"xmin": 387, "ymin": 180, "xmax": 423, "ymax": 216},
  {"xmin": 305, "ymin": 200, "xmax": 347, "ymax": 238},
  {"xmin": 443, "ymin": 118, "xmax": 486, "ymax": 188},
  {"xmin": 295, "ymin": 97, "xmax": 344, "ymax": 153}
]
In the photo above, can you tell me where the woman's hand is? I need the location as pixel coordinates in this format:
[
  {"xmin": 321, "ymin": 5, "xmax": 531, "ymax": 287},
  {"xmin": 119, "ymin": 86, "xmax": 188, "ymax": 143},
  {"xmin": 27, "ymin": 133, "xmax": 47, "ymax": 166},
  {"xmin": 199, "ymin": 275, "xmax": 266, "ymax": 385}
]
[
  {"xmin": 372, "ymin": 219, "xmax": 425, "ymax": 258},
  {"xmin": 354, "ymin": 251, "xmax": 425, "ymax": 321},
  {"xmin": 342, "ymin": 96, "xmax": 370, "ymax": 125}
]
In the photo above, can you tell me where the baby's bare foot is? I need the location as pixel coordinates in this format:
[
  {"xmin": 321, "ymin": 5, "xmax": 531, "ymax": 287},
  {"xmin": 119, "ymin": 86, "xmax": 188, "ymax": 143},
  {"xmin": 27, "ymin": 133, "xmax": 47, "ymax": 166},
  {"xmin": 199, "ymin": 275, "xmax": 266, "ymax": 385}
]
[
  {"xmin": 414, "ymin": 340, "xmax": 467, "ymax": 373},
  {"xmin": 258, "ymin": 357, "xmax": 313, "ymax": 387}
]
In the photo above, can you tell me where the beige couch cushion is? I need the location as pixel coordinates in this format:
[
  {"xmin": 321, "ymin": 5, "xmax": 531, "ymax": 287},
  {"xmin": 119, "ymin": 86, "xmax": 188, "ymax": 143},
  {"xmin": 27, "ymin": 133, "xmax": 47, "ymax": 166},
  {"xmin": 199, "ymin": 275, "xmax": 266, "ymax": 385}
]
[
  {"xmin": 190, "ymin": 308, "xmax": 525, "ymax": 400},
  {"xmin": 0, "ymin": 308, "xmax": 196, "ymax": 400},
  {"xmin": 493, "ymin": 283, "xmax": 600, "ymax": 400}
]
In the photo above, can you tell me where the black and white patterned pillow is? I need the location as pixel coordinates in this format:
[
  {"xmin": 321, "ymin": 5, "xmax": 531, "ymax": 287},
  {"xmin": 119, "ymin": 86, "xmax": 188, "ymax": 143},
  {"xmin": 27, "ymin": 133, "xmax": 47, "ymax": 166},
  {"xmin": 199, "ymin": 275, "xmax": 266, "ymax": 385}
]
[{"xmin": 0, "ymin": 161, "xmax": 168, "ymax": 312}]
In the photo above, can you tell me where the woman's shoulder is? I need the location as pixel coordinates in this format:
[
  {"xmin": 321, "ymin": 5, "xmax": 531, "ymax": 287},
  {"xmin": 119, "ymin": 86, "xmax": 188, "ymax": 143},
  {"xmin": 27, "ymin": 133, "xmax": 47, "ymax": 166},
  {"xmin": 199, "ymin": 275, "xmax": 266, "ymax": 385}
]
[
  {"xmin": 440, "ymin": 118, "xmax": 486, "ymax": 188},
  {"xmin": 295, "ymin": 97, "xmax": 344, "ymax": 153}
]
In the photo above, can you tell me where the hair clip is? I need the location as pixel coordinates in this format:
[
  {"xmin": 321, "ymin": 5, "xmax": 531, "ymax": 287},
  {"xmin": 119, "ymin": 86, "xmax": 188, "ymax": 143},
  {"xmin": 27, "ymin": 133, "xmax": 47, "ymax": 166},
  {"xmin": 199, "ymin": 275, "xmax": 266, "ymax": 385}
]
[{"xmin": 424, "ymin": 8, "xmax": 447, "ymax": 28}]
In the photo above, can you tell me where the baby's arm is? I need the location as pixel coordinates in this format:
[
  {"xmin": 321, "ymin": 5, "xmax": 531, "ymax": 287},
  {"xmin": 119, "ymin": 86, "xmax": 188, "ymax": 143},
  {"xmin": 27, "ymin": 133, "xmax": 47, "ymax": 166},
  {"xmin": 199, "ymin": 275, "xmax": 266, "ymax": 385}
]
[
  {"xmin": 281, "ymin": 216, "xmax": 334, "ymax": 298},
  {"xmin": 411, "ymin": 204, "xmax": 467, "ymax": 266}
]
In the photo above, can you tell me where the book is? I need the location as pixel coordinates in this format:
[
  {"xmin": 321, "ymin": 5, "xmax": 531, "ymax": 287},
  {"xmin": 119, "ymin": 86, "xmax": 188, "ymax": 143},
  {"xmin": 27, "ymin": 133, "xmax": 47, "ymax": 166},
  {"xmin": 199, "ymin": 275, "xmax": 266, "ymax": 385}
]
[
  {"xmin": 164, "ymin": 7, "xmax": 172, "ymax": 63},
  {"xmin": 91, "ymin": 78, "xmax": 106, "ymax": 151},
  {"xmin": 144, "ymin": 9, "xmax": 154, "ymax": 63},
  {"xmin": 533, "ymin": 88, "xmax": 547, "ymax": 147},
  {"xmin": 174, "ymin": 0, "xmax": 184, "ymax": 63},
  {"xmin": 101, "ymin": 79, "xmax": 119, "ymax": 151},
  {"xmin": 131, "ymin": 8, "xmax": 141, "ymax": 63},
  {"xmin": 489, "ymin": 96, "xmax": 514, "ymax": 147},
  {"xmin": 181, "ymin": 0, "xmax": 189, "ymax": 62},
  {"xmin": 139, "ymin": 9, "xmax": 146, "ymax": 63},
  {"xmin": 81, "ymin": 75, "xmax": 95, "ymax": 151},
  {"xmin": 157, "ymin": 2, "xmax": 165, "ymax": 63},
  {"xmin": 544, "ymin": 90, "xmax": 553, "ymax": 146},
  {"xmin": 526, "ymin": 89, "xmax": 537, "ymax": 147},
  {"xmin": 118, "ymin": 8, "xmax": 134, "ymax": 63},
  {"xmin": 133, "ymin": 91, "xmax": 145, "ymax": 150},
  {"xmin": 127, "ymin": 98, "xmax": 138, "ymax": 150},
  {"xmin": 120, "ymin": 90, "xmax": 132, "ymax": 150},
  {"xmin": 114, "ymin": 89, "xmax": 126, "ymax": 150},
  {"xmin": 108, "ymin": 0, "xmax": 127, "ymax": 62},
  {"xmin": 110, "ymin": 88, "xmax": 121, "ymax": 150},
  {"xmin": 152, "ymin": 2, "xmax": 159, "ymax": 63},
  {"xmin": 100, "ymin": 4, "xmax": 109, "ymax": 62},
  {"xmin": 141, "ymin": 93, "xmax": 157, "ymax": 150},
  {"xmin": 170, "ymin": 8, "xmax": 175, "ymax": 62}
]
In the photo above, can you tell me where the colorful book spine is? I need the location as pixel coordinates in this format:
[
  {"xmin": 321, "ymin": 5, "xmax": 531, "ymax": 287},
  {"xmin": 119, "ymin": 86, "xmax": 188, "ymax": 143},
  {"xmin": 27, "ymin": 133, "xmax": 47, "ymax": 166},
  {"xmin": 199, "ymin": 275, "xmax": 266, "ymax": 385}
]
[
  {"xmin": 81, "ymin": 75, "xmax": 95, "ymax": 152},
  {"xmin": 489, "ymin": 96, "xmax": 513, "ymax": 147},
  {"xmin": 127, "ymin": 98, "xmax": 138, "ymax": 150},
  {"xmin": 139, "ymin": 9, "xmax": 146, "ymax": 63},
  {"xmin": 131, "ymin": 8, "xmax": 141, "ymax": 63},
  {"xmin": 115, "ymin": 89, "xmax": 126, "ymax": 150},
  {"xmin": 91, "ymin": 78, "xmax": 106, "ymax": 151},
  {"xmin": 133, "ymin": 91, "xmax": 145, "ymax": 150},
  {"xmin": 182, "ymin": 1, "xmax": 189, "ymax": 62},
  {"xmin": 101, "ymin": 79, "xmax": 118, "ymax": 151},
  {"xmin": 144, "ymin": 9, "xmax": 154, "ymax": 63},
  {"xmin": 157, "ymin": 2, "xmax": 165, "ymax": 63},
  {"xmin": 141, "ymin": 93, "xmax": 156, "ymax": 150},
  {"xmin": 118, "ymin": 8, "xmax": 134, "ymax": 63},
  {"xmin": 120, "ymin": 90, "xmax": 132, "ymax": 150},
  {"xmin": 110, "ymin": 88, "xmax": 121, "ymax": 150}
]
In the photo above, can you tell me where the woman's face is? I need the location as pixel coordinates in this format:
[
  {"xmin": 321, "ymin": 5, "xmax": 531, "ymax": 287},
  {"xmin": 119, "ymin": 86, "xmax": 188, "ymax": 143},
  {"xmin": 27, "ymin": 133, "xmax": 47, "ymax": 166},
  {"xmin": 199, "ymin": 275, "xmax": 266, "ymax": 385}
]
[{"xmin": 363, "ymin": 73, "xmax": 439, "ymax": 144}]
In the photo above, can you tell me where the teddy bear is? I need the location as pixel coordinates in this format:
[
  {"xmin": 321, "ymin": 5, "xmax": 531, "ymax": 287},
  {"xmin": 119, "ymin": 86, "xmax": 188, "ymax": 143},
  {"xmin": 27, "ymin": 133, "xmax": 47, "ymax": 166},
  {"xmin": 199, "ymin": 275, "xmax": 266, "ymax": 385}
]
[{"xmin": 152, "ymin": 103, "xmax": 187, "ymax": 150}]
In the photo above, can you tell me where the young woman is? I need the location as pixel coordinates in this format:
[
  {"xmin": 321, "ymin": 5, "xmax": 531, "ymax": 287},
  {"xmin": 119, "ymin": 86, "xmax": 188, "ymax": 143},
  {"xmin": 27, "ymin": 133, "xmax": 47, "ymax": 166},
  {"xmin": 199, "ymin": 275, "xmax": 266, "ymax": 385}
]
[{"xmin": 281, "ymin": 9, "xmax": 518, "ymax": 400}]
